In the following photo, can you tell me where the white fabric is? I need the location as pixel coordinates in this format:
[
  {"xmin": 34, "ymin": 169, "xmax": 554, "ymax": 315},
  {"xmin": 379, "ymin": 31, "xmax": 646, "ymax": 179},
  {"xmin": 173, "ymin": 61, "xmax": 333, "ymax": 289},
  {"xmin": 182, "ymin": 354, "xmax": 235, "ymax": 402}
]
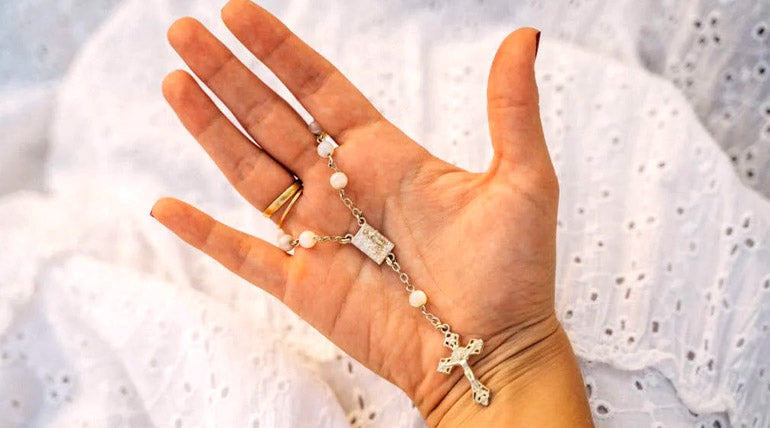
[{"xmin": 1, "ymin": 0, "xmax": 769, "ymax": 427}]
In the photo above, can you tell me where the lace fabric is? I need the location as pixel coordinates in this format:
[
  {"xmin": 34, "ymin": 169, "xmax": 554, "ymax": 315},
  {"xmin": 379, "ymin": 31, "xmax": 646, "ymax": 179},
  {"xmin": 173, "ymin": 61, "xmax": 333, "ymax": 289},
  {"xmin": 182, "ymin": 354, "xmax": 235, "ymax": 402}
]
[{"xmin": 0, "ymin": 0, "xmax": 768, "ymax": 426}]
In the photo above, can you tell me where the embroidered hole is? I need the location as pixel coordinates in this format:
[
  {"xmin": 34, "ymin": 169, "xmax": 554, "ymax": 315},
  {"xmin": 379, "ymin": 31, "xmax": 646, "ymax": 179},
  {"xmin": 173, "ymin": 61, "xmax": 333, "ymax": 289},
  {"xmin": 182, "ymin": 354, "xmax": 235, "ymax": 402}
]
[
  {"xmin": 753, "ymin": 22, "xmax": 768, "ymax": 40},
  {"xmin": 594, "ymin": 401, "xmax": 612, "ymax": 418}
]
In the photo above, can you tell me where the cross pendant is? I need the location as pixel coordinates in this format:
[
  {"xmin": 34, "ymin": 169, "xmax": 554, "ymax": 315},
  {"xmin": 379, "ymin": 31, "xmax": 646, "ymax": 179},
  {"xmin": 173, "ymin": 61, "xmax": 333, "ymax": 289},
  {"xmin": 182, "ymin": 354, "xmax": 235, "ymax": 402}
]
[{"xmin": 436, "ymin": 331, "xmax": 490, "ymax": 406}]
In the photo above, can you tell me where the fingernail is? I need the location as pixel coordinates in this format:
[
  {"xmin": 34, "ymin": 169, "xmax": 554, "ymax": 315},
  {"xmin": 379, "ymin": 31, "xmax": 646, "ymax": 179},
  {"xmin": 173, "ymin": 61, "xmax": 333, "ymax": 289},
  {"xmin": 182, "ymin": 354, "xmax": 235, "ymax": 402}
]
[{"xmin": 535, "ymin": 31, "xmax": 541, "ymax": 57}]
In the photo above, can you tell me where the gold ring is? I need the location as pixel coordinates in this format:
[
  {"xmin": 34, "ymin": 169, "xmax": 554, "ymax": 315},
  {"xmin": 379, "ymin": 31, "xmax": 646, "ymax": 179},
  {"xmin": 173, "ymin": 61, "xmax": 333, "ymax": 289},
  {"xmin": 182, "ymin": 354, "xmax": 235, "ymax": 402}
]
[
  {"xmin": 278, "ymin": 187, "xmax": 302, "ymax": 228},
  {"xmin": 263, "ymin": 179, "xmax": 302, "ymax": 218}
]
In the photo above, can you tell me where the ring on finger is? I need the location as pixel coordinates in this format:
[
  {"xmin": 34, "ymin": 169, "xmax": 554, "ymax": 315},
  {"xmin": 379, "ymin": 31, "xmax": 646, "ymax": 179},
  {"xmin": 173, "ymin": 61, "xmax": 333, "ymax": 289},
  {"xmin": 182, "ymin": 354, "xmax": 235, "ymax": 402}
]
[
  {"xmin": 263, "ymin": 179, "xmax": 302, "ymax": 218},
  {"xmin": 277, "ymin": 187, "xmax": 302, "ymax": 229}
]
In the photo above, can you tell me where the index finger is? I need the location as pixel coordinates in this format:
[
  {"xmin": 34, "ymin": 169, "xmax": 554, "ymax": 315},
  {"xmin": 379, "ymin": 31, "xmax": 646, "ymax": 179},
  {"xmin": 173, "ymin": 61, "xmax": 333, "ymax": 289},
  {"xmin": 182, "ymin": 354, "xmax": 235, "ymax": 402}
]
[{"xmin": 221, "ymin": 0, "xmax": 385, "ymax": 142}]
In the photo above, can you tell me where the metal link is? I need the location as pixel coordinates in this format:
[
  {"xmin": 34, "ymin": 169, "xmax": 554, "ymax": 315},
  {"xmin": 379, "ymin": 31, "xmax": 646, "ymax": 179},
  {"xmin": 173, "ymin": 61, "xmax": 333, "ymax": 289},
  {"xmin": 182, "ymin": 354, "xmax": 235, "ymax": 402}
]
[
  {"xmin": 399, "ymin": 272, "xmax": 410, "ymax": 284},
  {"xmin": 314, "ymin": 233, "xmax": 354, "ymax": 244},
  {"xmin": 327, "ymin": 156, "xmax": 339, "ymax": 172},
  {"xmin": 421, "ymin": 306, "xmax": 450, "ymax": 332},
  {"xmin": 339, "ymin": 189, "xmax": 366, "ymax": 225}
]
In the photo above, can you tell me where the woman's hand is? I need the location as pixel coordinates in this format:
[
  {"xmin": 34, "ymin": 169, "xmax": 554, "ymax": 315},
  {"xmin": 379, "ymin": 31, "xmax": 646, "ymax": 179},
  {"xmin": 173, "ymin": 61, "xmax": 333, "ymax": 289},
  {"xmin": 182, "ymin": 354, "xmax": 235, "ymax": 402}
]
[{"xmin": 151, "ymin": 1, "xmax": 592, "ymax": 426}]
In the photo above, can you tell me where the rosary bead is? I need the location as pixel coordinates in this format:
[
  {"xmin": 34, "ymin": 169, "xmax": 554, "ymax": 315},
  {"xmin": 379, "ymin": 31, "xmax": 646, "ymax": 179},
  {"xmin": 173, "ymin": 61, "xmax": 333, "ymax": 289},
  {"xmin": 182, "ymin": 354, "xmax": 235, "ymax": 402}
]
[
  {"xmin": 298, "ymin": 230, "xmax": 317, "ymax": 248},
  {"xmin": 308, "ymin": 121, "xmax": 323, "ymax": 135},
  {"xmin": 330, "ymin": 172, "xmax": 348, "ymax": 189},
  {"xmin": 277, "ymin": 233, "xmax": 294, "ymax": 252},
  {"xmin": 317, "ymin": 140, "xmax": 335, "ymax": 157},
  {"xmin": 409, "ymin": 290, "xmax": 428, "ymax": 307}
]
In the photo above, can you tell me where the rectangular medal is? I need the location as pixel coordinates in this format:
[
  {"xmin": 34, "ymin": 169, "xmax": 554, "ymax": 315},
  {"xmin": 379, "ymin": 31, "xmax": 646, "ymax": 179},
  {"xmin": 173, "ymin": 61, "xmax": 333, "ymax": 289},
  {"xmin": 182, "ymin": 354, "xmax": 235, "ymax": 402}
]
[{"xmin": 351, "ymin": 223, "xmax": 394, "ymax": 264}]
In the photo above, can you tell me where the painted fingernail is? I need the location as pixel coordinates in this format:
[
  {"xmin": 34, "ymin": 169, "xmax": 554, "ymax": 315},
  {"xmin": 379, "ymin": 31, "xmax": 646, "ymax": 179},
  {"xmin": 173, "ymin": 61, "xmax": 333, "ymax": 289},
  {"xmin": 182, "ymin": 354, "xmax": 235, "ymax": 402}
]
[{"xmin": 535, "ymin": 31, "xmax": 541, "ymax": 56}]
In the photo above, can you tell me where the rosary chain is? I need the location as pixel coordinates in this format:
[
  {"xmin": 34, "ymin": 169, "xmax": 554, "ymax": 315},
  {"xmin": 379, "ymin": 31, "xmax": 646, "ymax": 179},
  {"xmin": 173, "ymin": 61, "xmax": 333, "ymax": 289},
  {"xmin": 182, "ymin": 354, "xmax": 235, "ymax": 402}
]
[
  {"xmin": 328, "ymin": 154, "xmax": 366, "ymax": 225},
  {"xmin": 385, "ymin": 252, "xmax": 450, "ymax": 333},
  {"xmin": 321, "ymin": 138, "xmax": 450, "ymax": 334},
  {"xmin": 384, "ymin": 253, "xmax": 416, "ymax": 292},
  {"xmin": 289, "ymin": 234, "xmax": 353, "ymax": 248},
  {"xmin": 313, "ymin": 127, "xmax": 488, "ymax": 407},
  {"xmin": 339, "ymin": 189, "xmax": 366, "ymax": 226}
]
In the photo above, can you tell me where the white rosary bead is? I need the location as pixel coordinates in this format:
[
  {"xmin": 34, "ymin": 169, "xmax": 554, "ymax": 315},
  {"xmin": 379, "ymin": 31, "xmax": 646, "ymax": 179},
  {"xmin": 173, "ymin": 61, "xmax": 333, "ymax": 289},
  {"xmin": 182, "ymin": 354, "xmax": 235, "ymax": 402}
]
[
  {"xmin": 298, "ymin": 230, "xmax": 317, "ymax": 248},
  {"xmin": 308, "ymin": 121, "xmax": 323, "ymax": 135},
  {"xmin": 330, "ymin": 172, "xmax": 348, "ymax": 189},
  {"xmin": 277, "ymin": 232, "xmax": 294, "ymax": 252},
  {"xmin": 409, "ymin": 290, "xmax": 428, "ymax": 307},
  {"xmin": 317, "ymin": 139, "xmax": 335, "ymax": 157}
]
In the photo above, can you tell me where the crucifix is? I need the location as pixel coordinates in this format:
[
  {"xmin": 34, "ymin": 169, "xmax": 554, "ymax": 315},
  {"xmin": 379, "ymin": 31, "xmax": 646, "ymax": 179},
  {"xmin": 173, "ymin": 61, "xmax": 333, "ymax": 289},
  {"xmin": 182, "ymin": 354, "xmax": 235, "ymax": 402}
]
[{"xmin": 437, "ymin": 331, "xmax": 490, "ymax": 406}]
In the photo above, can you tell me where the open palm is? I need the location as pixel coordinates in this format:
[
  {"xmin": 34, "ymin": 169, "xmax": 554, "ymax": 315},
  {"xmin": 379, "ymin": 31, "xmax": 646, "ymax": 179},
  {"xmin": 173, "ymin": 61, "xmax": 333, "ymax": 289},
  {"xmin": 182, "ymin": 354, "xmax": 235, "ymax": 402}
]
[{"xmin": 152, "ymin": 0, "xmax": 560, "ymax": 422}]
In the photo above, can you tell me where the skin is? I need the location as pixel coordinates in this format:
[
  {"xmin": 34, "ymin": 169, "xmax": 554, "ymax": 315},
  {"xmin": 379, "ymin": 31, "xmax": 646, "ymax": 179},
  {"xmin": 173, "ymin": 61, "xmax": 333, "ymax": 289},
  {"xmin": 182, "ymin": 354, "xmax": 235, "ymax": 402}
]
[{"xmin": 151, "ymin": 0, "xmax": 594, "ymax": 426}]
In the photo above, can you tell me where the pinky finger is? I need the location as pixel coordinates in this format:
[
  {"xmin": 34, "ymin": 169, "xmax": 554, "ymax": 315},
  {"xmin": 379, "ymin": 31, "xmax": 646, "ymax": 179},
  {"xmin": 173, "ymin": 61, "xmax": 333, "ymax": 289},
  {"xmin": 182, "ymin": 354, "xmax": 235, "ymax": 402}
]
[{"xmin": 150, "ymin": 197, "xmax": 290, "ymax": 299}]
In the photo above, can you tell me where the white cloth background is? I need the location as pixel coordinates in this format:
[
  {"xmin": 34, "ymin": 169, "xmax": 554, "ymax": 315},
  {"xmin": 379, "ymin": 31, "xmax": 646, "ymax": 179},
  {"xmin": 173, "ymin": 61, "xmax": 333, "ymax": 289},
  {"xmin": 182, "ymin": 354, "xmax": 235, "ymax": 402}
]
[{"xmin": 0, "ymin": 0, "xmax": 769, "ymax": 427}]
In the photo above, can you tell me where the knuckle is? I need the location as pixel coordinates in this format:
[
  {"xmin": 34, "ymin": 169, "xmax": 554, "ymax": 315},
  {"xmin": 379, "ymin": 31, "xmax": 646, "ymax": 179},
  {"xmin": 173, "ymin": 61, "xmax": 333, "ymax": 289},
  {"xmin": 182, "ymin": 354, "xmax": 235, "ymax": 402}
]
[
  {"xmin": 260, "ymin": 29, "xmax": 292, "ymax": 62},
  {"xmin": 295, "ymin": 66, "xmax": 336, "ymax": 101},
  {"xmin": 232, "ymin": 152, "xmax": 260, "ymax": 188}
]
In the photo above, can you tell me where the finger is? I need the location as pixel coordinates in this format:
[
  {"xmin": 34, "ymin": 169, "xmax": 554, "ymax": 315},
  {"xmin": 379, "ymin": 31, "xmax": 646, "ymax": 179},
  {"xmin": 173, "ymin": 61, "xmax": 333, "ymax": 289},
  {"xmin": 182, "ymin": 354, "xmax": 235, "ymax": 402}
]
[
  {"xmin": 162, "ymin": 69, "xmax": 297, "ymax": 217},
  {"xmin": 221, "ymin": 0, "xmax": 385, "ymax": 142},
  {"xmin": 167, "ymin": 17, "xmax": 318, "ymax": 176},
  {"xmin": 487, "ymin": 28, "xmax": 552, "ymax": 179},
  {"xmin": 150, "ymin": 197, "xmax": 290, "ymax": 299}
]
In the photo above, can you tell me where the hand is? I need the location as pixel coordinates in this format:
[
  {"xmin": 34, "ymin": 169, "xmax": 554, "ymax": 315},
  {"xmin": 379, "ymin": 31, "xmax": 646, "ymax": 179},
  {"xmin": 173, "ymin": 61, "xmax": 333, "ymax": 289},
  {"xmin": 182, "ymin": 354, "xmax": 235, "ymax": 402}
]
[{"xmin": 151, "ymin": 1, "xmax": 591, "ymax": 426}]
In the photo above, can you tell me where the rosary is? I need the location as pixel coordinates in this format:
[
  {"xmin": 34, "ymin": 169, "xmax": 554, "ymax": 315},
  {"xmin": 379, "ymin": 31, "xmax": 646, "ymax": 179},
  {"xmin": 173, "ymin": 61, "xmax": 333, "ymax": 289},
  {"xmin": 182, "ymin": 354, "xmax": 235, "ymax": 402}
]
[{"xmin": 274, "ymin": 122, "xmax": 490, "ymax": 406}]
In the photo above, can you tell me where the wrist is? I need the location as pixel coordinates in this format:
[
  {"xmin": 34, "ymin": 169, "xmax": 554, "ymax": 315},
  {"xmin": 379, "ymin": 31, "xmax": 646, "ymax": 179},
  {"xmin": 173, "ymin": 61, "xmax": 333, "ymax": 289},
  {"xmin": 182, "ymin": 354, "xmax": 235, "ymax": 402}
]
[{"xmin": 421, "ymin": 314, "xmax": 592, "ymax": 427}]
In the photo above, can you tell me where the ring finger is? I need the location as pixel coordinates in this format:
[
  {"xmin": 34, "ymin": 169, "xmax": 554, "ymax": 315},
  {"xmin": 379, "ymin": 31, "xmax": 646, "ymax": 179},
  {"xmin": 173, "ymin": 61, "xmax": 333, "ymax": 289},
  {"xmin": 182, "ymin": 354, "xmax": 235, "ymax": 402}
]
[{"xmin": 161, "ymin": 69, "xmax": 298, "ymax": 222}]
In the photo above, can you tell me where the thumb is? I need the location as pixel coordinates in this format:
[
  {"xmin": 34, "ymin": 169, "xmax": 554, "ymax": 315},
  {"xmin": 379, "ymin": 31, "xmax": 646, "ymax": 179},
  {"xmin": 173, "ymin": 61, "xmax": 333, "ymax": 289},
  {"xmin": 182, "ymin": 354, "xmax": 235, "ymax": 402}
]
[{"xmin": 487, "ymin": 28, "xmax": 550, "ymax": 180}]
